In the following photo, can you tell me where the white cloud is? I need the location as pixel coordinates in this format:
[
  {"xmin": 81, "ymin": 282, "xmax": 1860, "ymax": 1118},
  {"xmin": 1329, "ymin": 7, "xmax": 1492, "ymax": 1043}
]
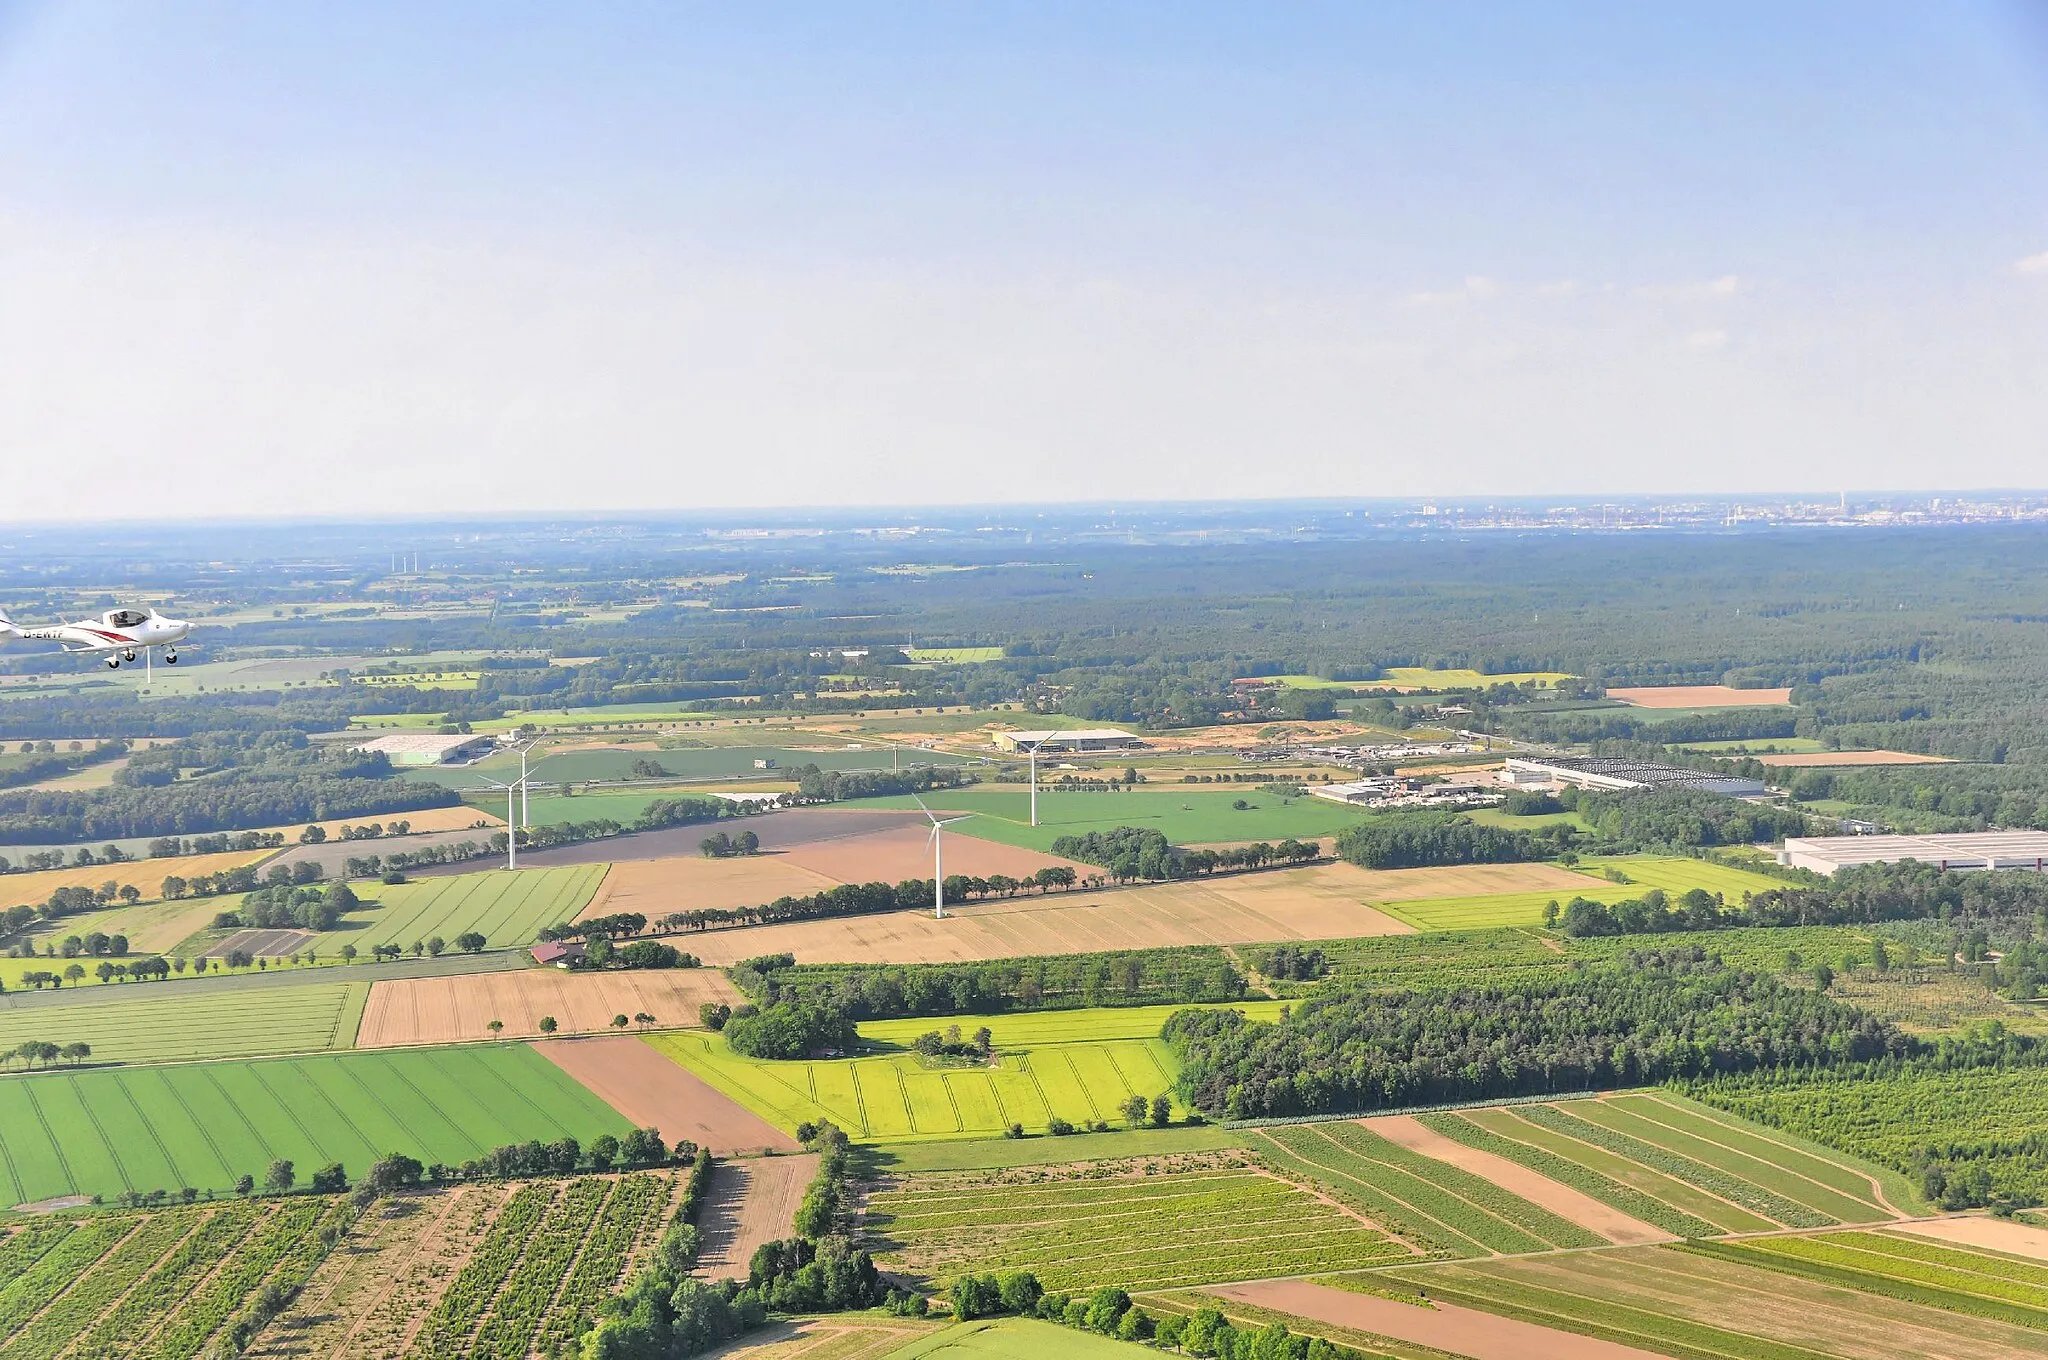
[
  {"xmin": 1687, "ymin": 329, "xmax": 1729, "ymax": 348},
  {"xmin": 1407, "ymin": 275, "xmax": 1500, "ymax": 306},
  {"xmin": 1634, "ymin": 275, "xmax": 1750, "ymax": 301},
  {"xmin": 2018, "ymin": 251, "xmax": 2048, "ymax": 275}
]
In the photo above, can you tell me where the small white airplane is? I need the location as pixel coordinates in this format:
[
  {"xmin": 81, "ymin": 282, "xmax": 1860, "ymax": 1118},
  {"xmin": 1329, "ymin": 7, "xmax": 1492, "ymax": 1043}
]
[{"xmin": 0, "ymin": 606, "xmax": 195, "ymax": 669}]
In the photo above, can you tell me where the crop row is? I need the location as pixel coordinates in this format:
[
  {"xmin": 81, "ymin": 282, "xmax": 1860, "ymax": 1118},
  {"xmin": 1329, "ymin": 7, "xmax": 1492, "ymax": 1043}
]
[
  {"xmin": 0, "ymin": 1219, "xmax": 135, "ymax": 1341},
  {"xmin": 535, "ymin": 1173, "xmax": 671, "ymax": 1357},
  {"xmin": 1397, "ymin": 1266, "xmax": 1823, "ymax": 1360},
  {"xmin": 1415, "ymin": 1111, "xmax": 1719, "ymax": 1238},
  {"xmin": 960, "ymin": 1227, "xmax": 1406, "ymax": 1293},
  {"xmin": 870, "ymin": 1180, "xmax": 1306, "ymax": 1232},
  {"xmin": 1262, "ymin": 1123, "xmax": 1570, "ymax": 1257},
  {"xmin": 0, "ymin": 1210, "xmax": 202, "ymax": 1360},
  {"xmin": 1815, "ymin": 1230, "xmax": 2048, "ymax": 1289},
  {"xmin": 875, "ymin": 1168, "xmax": 1264, "ymax": 1212},
  {"xmin": 1607, "ymin": 1096, "xmax": 1893, "ymax": 1209},
  {"xmin": 407, "ymin": 1180, "xmax": 556, "ymax": 1360},
  {"xmin": 74, "ymin": 1204, "xmax": 264, "ymax": 1359},
  {"xmin": 1567, "ymin": 1100, "xmax": 1883, "ymax": 1224},
  {"xmin": 0, "ymin": 1223, "xmax": 75, "ymax": 1293},
  {"xmin": 146, "ymin": 1199, "xmax": 329, "ymax": 1360},
  {"xmin": 1519, "ymin": 1105, "xmax": 1835, "ymax": 1229},
  {"xmin": 1249, "ymin": 1131, "xmax": 1485, "ymax": 1259},
  {"xmin": 468, "ymin": 1177, "xmax": 611, "ymax": 1360},
  {"xmin": 1753, "ymin": 1235, "xmax": 2048, "ymax": 1308},
  {"xmin": 1317, "ymin": 1122, "xmax": 1605, "ymax": 1250},
  {"xmin": 1691, "ymin": 1238, "xmax": 2048, "ymax": 1329},
  {"xmin": 897, "ymin": 1204, "xmax": 1378, "ymax": 1269}
]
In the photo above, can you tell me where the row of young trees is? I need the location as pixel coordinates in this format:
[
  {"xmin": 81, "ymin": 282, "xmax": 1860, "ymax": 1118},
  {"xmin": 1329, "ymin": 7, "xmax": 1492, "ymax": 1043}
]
[
  {"xmin": 729, "ymin": 948, "xmax": 1249, "ymax": 1022},
  {"xmin": 1050, "ymin": 826, "xmax": 1323, "ymax": 883}
]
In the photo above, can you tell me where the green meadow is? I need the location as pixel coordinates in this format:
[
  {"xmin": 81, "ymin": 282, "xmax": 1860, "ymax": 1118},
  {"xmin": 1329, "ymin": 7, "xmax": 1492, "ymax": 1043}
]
[
  {"xmin": 863, "ymin": 787, "xmax": 1373, "ymax": 852},
  {"xmin": 1377, "ymin": 855, "xmax": 1788, "ymax": 930},
  {"xmin": 310, "ymin": 864, "xmax": 606, "ymax": 953},
  {"xmin": 0, "ymin": 1044, "xmax": 629, "ymax": 1205},
  {"xmin": 0, "ymin": 982, "xmax": 368, "ymax": 1063}
]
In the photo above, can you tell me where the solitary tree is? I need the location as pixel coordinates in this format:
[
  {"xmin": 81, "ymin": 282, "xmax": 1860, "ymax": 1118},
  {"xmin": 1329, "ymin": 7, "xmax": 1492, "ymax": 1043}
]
[
  {"xmin": 486, "ymin": 1019, "xmax": 504, "ymax": 1036},
  {"xmin": 264, "ymin": 1159, "xmax": 295, "ymax": 1195},
  {"xmin": 234, "ymin": 1173, "xmax": 254, "ymax": 1196},
  {"xmin": 426, "ymin": 936, "xmax": 446, "ymax": 957},
  {"xmin": 611, "ymin": 1013, "xmax": 630, "ymax": 1031},
  {"xmin": 1150, "ymin": 1094, "xmax": 1172, "ymax": 1127},
  {"xmin": 538, "ymin": 1016, "xmax": 558, "ymax": 1034},
  {"xmin": 1120, "ymin": 1094, "xmax": 1150, "ymax": 1128},
  {"xmin": 340, "ymin": 944, "xmax": 358, "ymax": 963}
]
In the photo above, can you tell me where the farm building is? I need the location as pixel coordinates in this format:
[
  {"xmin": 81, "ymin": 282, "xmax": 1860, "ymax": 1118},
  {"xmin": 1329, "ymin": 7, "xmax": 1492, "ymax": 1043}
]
[
  {"xmin": 530, "ymin": 941, "xmax": 586, "ymax": 967},
  {"xmin": 993, "ymin": 728, "xmax": 1146, "ymax": 753},
  {"xmin": 350, "ymin": 732, "xmax": 496, "ymax": 766},
  {"xmin": 1501, "ymin": 756, "xmax": 1766, "ymax": 797},
  {"xmin": 1780, "ymin": 831, "xmax": 2048, "ymax": 875}
]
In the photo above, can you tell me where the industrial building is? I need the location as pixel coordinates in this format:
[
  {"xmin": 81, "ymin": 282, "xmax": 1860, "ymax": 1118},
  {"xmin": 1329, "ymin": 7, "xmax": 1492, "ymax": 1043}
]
[
  {"xmin": 992, "ymin": 728, "xmax": 1146, "ymax": 754},
  {"xmin": 1501, "ymin": 756, "xmax": 1767, "ymax": 797},
  {"xmin": 1780, "ymin": 831, "xmax": 2048, "ymax": 876},
  {"xmin": 350, "ymin": 732, "xmax": 496, "ymax": 766}
]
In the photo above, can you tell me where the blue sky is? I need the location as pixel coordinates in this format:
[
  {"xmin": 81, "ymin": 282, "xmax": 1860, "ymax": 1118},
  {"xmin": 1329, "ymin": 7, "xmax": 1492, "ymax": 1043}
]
[{"xmin": 3, "ymin": 3, "xmax": 2046, "ymax": 515}]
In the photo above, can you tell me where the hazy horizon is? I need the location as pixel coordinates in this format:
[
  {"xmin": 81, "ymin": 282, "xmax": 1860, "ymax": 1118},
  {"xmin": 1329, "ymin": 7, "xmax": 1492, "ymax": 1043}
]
[{"xmin": 5, "ymin": 2, "xmax": 2047, "ymax": 518}]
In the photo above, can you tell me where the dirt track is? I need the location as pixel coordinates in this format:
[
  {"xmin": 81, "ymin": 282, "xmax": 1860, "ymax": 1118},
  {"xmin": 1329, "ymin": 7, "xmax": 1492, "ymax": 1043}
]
[
  {"xmin": 1210, "ymin": 1279, "xmax": 1669, "ymax": 1360},
  {"xmin": 695, "ymin": 1154, "xmax": 820, "ymax": 1281},
  {"xmin": 357, "ymin": 968, "xmax": 743, "ymax": 1046},
  {"xmin": 1363, "ymin": 1114, "xmax": 1671, "ymax": 1246},
  {"xmin": 534, "ymin": 1035, "xmax": 799, "ymax": 1154}
]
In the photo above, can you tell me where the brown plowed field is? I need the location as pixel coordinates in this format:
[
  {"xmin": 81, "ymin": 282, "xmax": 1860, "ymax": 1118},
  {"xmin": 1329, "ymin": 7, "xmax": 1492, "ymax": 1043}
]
[
  {"xmin": 489, "ymin": 807, "xmax": 927, "ymax": 869},
  {"xmin": 1210, "ymin": 1279, "xmax": 1669, "ymax": 1360},
  {"xmin": 1363, "ymin": 1114, "xmax": 1671, "ymax": 1246},
  {"xmin": 1608, "ymin": 685, "xmax": 1793, "ymax": 708},
  {"xmin": 778, "ymin": 825, "xmax": 1088, "ymax": 885},
  {"xmin": 356, "ymin": 968, "xmax": 744, "ymax": 1046},
  {"xmin": 694, "ymin": 1153, "xmax": 821, "ymax": 1281},
  {"xmin": 670, "ymin": 870, "xmax": 1412, "ymax": 966},
  {"xmin": 579, "ymin": 856, "xmax": 844, "ymax": 920},
  {"xmin": 535, "ymin": 1035, "xmax": 799, "ymax": 1153},
  {"xmin": 1755, "ymin": 750, "xmax": 1954, "ymax": 767}
]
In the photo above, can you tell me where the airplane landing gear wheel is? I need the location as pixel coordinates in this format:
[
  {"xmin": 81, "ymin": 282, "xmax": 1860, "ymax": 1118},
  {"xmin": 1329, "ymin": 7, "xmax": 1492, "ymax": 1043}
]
[
  {"xmin": 106, "ymin": 656, "xmax": 121, "ymax": 669},
  {"xmin": 122, "ymin": 649, "xmax": 137, "ymax": 662},
  {"xmin": 165, "ymin": 651, "xmax": 178, "ymax": 664}
]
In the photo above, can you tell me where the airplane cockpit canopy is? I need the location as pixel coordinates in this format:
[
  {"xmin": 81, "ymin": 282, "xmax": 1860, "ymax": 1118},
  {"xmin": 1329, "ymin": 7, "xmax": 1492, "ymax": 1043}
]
[{"xmin": 105, "ymin": 609, "xmax": 149, "ymax": 628}]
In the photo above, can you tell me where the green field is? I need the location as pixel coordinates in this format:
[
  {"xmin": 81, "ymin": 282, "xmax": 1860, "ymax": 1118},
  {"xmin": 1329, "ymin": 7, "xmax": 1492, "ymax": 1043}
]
[
  {"xmin": 1405, "ymin": 1093, "xmax": 1910, "ymax": 1243},
  {"xmin": 868, "ymin": 1157, "xmax": 1410, "ymax": 1292},
  {"xmin": 311, "ymin": 864, "xmax": 606, "ymax": 952},
  {"xmin": 1375, "ymin": 855, "xmax": 1788, "ymax": 930},
  {"xmin": 649, "ymin": 1004, "xmax": 1284, "ymax": 1141},
  {"xmin": 529, "ymin": 744, "xmax": 971, "ymax": 784},
  {"xmin": 0, "ymin": 1044, "xmax": 630, "ymax": 1206},
  {"xmin": 861, "ymin": 788, "xmax": 1374, "ymax": 853},
  {"xmin": 0, "ymin": 982, "xmax": 367, "ymax": 1064},
  {"xmin": 883, "ymin": 1319, "xmax": 1149, "ymax": 1360},
  {"xmin": 1689, "ymin": 1232, "xmax": 2048, "ymax": 1331},
  {"xmin": 1247, "ymin": 1122, "xmax": 1605, "ymax": 1258}
]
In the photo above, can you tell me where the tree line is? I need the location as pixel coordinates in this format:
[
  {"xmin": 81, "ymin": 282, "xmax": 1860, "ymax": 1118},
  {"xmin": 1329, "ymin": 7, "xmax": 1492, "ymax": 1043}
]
[
  {"xmin": 1165, "ymin": 947, "xmax": 1911, "ymax": 1119},
  {"xmin": 729, "ymin": 948, "xmax": 1249, "ymax": 1021}
]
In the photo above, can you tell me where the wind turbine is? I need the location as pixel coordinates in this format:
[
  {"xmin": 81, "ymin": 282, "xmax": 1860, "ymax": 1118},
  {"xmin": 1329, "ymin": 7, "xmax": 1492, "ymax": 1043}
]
[
  {"xmin": 913, "ymin": 794, "xmax": 972, "ymax": 918},
  {"xmin": 471, "ymin": 737, "xmax": 538, "ymax": 870}
]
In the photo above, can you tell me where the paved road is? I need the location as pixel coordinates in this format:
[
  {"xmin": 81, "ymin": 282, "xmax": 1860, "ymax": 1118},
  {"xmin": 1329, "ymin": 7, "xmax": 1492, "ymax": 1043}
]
[{"xmin": 0, "ymin": 946, "xmax": 531, "ymax": 1011}]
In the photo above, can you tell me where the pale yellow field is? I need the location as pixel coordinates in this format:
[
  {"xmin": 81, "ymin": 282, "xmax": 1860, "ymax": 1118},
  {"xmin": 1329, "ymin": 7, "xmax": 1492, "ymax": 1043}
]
[
  {"xmin": 294, "ymin": 804, "xmax": 502, "ymax": 837},
  {"xmin": 670, "ymin": 865, "xmax": 1415, "ymax": 966},
  {"xmin": 0, "ymin": 848, "xmax": 274, "ymax": 913}
]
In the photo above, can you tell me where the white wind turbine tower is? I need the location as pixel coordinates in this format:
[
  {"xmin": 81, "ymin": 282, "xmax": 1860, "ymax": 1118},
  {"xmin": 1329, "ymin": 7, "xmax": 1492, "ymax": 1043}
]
[
  {"xmin": 913, "ymin": 794, "xmax": 972, "ymax": 918},
  {"xmin": 472, "ymin": 737, "xmax": 538, "ymax": 870}
]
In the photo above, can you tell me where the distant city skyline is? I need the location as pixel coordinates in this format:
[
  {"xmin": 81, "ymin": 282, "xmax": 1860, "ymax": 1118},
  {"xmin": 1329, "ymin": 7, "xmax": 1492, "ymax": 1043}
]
[{"xmin": 3, "ymin": 2, "xmax": 2046, "ymax": 518}]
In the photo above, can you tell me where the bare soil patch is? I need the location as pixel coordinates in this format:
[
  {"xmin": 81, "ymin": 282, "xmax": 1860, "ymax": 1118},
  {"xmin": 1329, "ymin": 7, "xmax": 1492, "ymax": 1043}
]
[
  {"xmin": 536, "ymin": 1035, "xmax": 799, "ymax": 1153},
  {"xmin": 1210, "ymin": 1279, "xmax": 1669, "ymax": 1360},
  {"xmin": 1363, "ymin": 1114, "xmax": 1671, "ymax": 1246},
  {"xmin": 673, "ymin": 872, "xmax": 1411, "ymax": 966},
  {"xmin": 1608, "ymin": 685, "xmax": 1793, "ymax": 708},
  {"xmin": 695, "ymin": 1154, "xmax": 821, "ymax": 1281},
  {"xmin": 580, "ymin": 856, "xmax": 844, "ymax": 920},
  {"xmin": 1893, "ymin": 1216, "xmax": 2048, "ymax": 1261},
  {"xmin": 1755, "ymin": 750, "xmax": 1955, "ymax": 767},
  {"xmin": 780, "ymin": 825, "xmax": 1087, "ymax": 885},
  {"xmin": 357, "ymin": 968, "xmax": 743, "ymax": 1046},
  {"xmin": 496, "ymin": 808, "xmax": 927, "ymax": 870}
]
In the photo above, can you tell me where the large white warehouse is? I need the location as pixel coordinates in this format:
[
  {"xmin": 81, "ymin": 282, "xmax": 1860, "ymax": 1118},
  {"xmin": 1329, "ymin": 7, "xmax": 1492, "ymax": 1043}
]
[{"xmin": 1780, "ymin": 830, "xmax": 2048, "ymax": 875}]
